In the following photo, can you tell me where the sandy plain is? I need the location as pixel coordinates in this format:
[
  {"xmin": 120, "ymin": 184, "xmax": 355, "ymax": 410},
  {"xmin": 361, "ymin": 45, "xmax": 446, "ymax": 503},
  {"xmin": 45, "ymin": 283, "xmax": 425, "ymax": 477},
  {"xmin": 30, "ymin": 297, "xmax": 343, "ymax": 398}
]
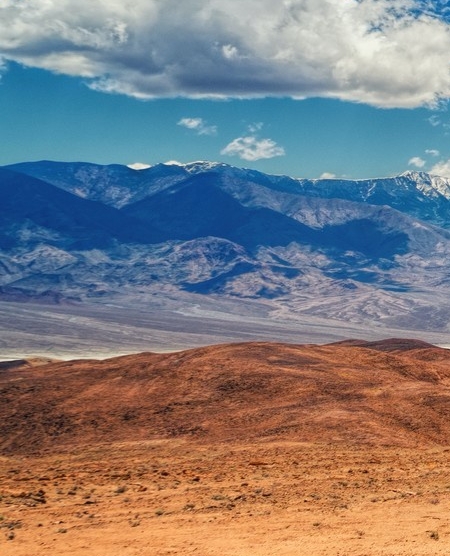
[
  {"xmin": 3, "ymin": 441, "xmax": 450, "ymax": 556},
  {"xmin": 2, "ymin": 297, "xmax": 450, "ymax": 360}
]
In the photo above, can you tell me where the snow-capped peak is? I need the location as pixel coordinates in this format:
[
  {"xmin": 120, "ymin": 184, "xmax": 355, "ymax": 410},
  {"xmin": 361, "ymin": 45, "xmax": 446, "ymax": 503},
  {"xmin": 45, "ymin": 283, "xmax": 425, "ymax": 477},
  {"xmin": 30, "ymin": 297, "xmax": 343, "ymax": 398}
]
[
  {"xmin": 399, "ymin": 170, "xmax": 450, "ymax": 200},
  {"xmin": 183, "ymin": 161, "xmax": 230, "ymax": 173}
]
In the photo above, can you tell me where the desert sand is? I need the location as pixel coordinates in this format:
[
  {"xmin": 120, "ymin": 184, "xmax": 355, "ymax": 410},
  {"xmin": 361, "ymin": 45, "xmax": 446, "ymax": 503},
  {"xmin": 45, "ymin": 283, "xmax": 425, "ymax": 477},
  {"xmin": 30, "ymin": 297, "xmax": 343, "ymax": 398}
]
[{"xmin": 2, "ymin": 339, "xmax": 450, "ymax": 555}]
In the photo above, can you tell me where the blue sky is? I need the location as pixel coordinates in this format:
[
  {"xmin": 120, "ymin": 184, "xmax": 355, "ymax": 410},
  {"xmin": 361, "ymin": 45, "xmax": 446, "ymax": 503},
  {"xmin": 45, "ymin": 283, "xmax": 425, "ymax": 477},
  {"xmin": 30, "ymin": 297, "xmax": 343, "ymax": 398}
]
[{"xmin": 1, "ymin": 1, "xmax": 450, "ymax": 179}]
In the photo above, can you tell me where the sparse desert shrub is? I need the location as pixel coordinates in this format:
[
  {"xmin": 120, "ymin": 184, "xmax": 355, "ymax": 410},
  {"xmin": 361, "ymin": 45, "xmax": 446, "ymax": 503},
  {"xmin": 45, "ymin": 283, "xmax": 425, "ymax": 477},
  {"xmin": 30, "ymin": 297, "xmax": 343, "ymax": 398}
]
[{"xmin": 429, "ymin": 530, "xmax": 439, "ymax": 541}]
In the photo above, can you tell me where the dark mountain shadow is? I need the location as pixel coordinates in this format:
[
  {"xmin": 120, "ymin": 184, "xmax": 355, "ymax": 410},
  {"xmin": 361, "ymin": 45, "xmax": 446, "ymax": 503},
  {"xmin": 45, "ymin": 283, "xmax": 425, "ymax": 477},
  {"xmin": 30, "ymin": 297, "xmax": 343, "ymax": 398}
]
[
  {"xmin": 123, "ymin": 172, "xmax": 409, "ymax": 258},
  {"xmin": 0, "ymin": 168, "xmax": 161, "ymax": 248}
]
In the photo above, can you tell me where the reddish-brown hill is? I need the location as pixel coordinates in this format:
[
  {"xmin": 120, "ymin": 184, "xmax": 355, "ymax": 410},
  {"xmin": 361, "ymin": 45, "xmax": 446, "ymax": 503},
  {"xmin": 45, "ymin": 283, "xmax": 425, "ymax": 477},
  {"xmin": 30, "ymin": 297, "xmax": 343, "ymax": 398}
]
[{"xmin": 2, "ymin": 339, "xmax": 450, "ymax": 455}]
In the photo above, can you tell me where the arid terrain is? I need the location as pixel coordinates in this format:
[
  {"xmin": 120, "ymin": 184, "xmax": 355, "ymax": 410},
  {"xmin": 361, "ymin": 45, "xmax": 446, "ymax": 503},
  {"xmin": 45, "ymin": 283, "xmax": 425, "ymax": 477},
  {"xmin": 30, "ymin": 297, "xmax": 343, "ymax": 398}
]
[{"xmin": 2, "ymin": 339, "xmax": 450, "ymax": 555}]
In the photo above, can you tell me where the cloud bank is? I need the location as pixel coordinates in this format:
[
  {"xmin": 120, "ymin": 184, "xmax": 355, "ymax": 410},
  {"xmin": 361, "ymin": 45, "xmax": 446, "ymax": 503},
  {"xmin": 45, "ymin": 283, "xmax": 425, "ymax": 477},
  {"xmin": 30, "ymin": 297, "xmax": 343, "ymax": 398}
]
[{"xmin": 1, "ymin": 1, "xmax": 450, "ymax": 107}]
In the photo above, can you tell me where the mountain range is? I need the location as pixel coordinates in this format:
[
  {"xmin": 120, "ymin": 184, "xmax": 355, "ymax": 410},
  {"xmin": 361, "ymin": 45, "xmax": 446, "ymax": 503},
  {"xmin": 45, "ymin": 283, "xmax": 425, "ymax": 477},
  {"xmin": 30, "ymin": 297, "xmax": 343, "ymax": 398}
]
[{"xmin": 1, "ymin": 160, "xmax": 450, "ymax": 337}]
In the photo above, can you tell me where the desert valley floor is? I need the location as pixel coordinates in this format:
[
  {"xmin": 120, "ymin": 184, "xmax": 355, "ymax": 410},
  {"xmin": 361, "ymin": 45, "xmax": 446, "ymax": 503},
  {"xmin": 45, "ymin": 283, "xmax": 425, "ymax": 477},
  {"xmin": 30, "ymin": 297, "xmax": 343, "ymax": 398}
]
[
  {"xmin": 3, "ymin": 440, "xmax": 450, "ymax": 556},
  {"xmin": 3, "ymin": 339, "xmax": 450, "ymax": 554}
]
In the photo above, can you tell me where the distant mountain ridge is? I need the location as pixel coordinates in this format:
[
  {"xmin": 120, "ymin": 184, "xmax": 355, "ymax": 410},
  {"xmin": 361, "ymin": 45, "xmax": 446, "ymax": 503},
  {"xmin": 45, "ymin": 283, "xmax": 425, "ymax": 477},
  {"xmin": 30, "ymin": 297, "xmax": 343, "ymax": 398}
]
[
  {"xmin": 7, "ymin": 161, "xmax": 450, "ymax": 228},
  {"xmin": 2, "ymin": 160, "xmax": 450, "ymax": 333}
]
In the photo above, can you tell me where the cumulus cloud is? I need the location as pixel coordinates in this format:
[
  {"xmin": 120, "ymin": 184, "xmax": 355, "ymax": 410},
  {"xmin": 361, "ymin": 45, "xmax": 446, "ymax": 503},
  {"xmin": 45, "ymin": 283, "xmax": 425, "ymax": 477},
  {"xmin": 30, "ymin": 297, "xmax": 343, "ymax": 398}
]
[
  {"xmin": 221, "ymin": 136, "xmax": 285, "ymax": 161},
  {"xmin": 127, "ymin": 162, "xmax": 151, "ymax": 170},
  {"xmin": 408, "ymin": 156, "xmax": 426, "ymax": 168},
  {"xmin": 430, "ymin": 159, "xmax": 450, "ymax": 178},
  {"xmin": 425, "ymin": 149, "xmax": 440, "ymax": 157},
  {"xmin": 320, "ymin": 172, "xmax": 337, "ymax": 179},
  {"xmin": 1, "ymin": 1, "xmax": 450, "ymax": 108},
  {"xmin": 177, "ymin": 117, "xmax": 217, "ymax": 136}
]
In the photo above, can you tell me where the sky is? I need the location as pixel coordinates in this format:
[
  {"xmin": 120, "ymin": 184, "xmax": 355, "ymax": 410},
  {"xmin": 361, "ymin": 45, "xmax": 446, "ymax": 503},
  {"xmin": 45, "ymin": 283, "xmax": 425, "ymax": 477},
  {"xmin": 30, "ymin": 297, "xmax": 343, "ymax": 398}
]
[{"xmin": 0, "ymin": 0, "xmax": 450, "ymax": 179}]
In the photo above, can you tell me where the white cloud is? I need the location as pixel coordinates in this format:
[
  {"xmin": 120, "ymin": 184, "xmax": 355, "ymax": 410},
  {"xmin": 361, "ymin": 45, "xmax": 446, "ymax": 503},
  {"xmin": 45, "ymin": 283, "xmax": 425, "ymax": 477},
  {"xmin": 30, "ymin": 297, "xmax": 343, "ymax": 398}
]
[
  {"xmin": 320, "ymin": 172, "xmax": 337, "ymax": 179},
  {"xmin": 247, "ymin": 122, "xmax": 264, "ymax": 133},
  {"xmin": 425, "ymin": 149, "xmax": 440, "ymax": 157},
  {"xmin": 222, "ymin": 44, "xmax": 239, "ymax": 60},
  {"xmin": 164, "ymin": 160, "xmax": 183, "ymax": 166},
  {"xmin": 428, "ymin": 115, "xmax": 442, "ymax": 127},
  {"xmin": 127, "ymin": 162, "xmax": 151, "ymax": 170},
  {"xmin": 1, "ymin": 1, "xmax": 450, "ymax": 107},
  {"xmin": 408, "ymin": 156, "xmax": 426, "ymax": 168},
  {"xmin": 177, "ymin": 117, "xmax": 217, "ymax": 136},
  {"xmin": 221, "ymin": 136, "xmax": 285, "ymax": 161},
  {"xmin": 430, "ymin": 159, "xmax": 450, "ymax": 178}
]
